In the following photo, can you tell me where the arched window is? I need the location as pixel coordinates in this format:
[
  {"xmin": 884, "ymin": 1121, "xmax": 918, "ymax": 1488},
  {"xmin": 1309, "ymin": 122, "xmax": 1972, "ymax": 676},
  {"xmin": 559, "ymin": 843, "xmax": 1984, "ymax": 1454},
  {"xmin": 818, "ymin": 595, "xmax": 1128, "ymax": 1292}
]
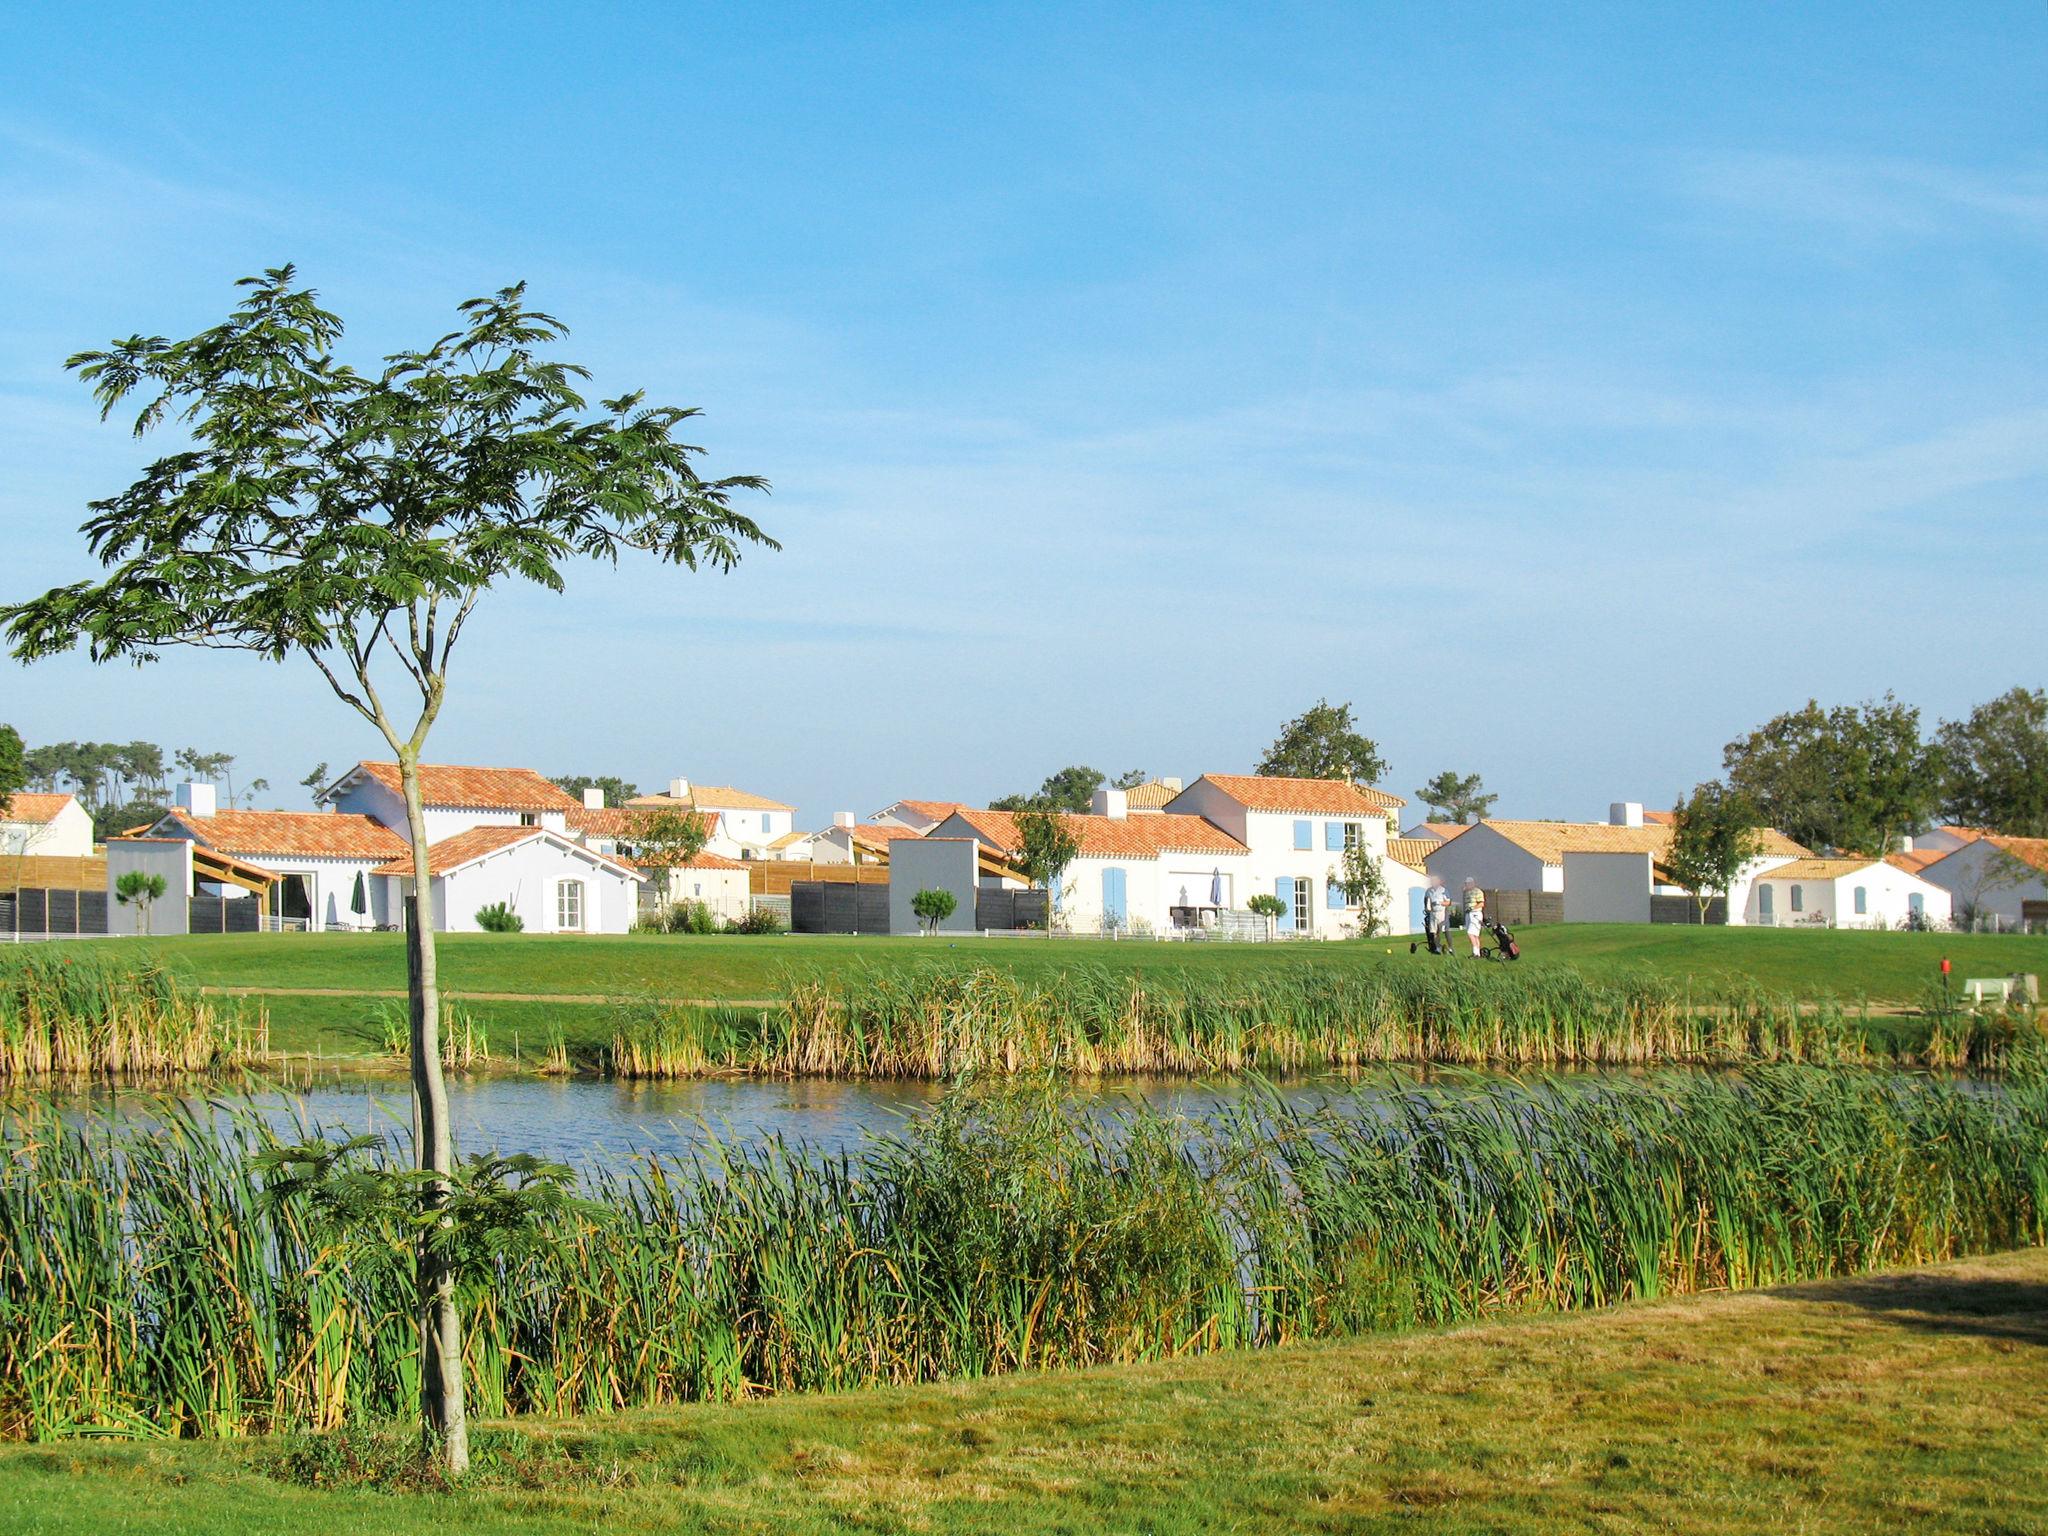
[
  {"xmin": 1853, "ymin": 886, "xmax": 1867, "ymax": 916},
  {"xmin": 1790, "ymin": 885, "xmax": 1804, "ymax": 913},
  {"xmin": 1758, "ymin": 884, "xmax": 1775, "ymax": 919},
  {"xmin": 556, "ymin": 879, "xmax": 585, "ymax": 932}
]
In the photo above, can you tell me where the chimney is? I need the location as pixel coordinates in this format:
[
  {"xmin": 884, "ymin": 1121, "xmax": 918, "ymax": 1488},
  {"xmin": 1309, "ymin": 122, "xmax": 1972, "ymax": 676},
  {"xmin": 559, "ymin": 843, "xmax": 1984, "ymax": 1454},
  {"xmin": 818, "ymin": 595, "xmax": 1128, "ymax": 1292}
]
[
  {"xmin": 177, "ymin": 782, "xmax": 217, "ymax": 818},
  {"xmin": 582, "ymin": 786, "xmax": 605, "ymax": 810},
  {"xmin": 1896, "ymin": 834, "xmax": 1913, "ymax": 853},
  {"xmin": 1092, "ymin": 788, "xmax": 1129, "ymax": 819},
  {"xmin": 833, "ymin": 810, "xmax": 855, "ymax": 828},
  {"xmin": 668, "ymin": 777, "xmax": 691, "ymax": 801},
  {"xmin": 1608, "ymin": 801, "xmax": 1643, "ymax": 829},
  {"xmin": 1161, "ymin": 777, "xmax": 1183, "ymax": 793}
]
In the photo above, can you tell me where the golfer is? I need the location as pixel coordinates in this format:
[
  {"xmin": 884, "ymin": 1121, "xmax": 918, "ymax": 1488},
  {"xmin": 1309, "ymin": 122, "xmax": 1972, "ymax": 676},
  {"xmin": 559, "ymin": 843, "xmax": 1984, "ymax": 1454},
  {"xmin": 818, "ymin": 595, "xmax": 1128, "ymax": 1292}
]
[
  {"xmin": 1424, "ymin": 877, "xmax": 1452, "ymax": 954},
  {"xmin": 1462, "ymin": 881, "xmax": 1486, "ymax": 958}
]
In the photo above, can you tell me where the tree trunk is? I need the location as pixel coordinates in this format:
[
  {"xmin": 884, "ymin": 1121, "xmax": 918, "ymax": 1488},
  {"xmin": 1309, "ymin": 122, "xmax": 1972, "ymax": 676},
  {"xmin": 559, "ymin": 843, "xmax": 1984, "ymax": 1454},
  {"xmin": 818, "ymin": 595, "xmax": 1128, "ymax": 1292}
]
[{"xmin": 399, "ymin": 754, "xmax": 467, "ymax": 1474}]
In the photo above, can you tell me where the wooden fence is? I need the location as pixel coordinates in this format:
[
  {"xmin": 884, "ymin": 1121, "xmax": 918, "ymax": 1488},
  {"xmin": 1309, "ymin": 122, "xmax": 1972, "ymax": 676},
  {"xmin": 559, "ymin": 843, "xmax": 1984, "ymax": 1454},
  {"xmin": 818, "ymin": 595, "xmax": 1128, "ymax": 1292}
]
[
  {"xmin": 5, "ymin": 854, "xmax": 107, "ymax": 891},
  {"xmin": 749, "ymin": 861, "xmax": 889, "ymax": 897},
  {"xmin": 1480, "ymin": 889, "xmax": 1565, "ymax": 927},
  {"xmin": 1651, "ymin": 894, "xmax": 1727, "ymax": 925}
]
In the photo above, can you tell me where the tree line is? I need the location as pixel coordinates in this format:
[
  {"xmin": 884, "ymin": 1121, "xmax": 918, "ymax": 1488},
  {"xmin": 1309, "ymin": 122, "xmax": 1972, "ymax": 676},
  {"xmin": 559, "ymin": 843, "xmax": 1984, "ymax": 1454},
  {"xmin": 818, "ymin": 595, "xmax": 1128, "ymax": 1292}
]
[{"xmin": 4, "ymin": 735, "xmax": 302, "ymax": 839}]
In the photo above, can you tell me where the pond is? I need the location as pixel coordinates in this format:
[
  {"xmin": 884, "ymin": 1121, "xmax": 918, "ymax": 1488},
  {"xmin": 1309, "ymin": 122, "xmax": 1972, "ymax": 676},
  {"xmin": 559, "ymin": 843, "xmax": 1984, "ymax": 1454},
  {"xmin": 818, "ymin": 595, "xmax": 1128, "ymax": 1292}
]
[{"xmin": 18, "ymin": 1070, "xmax": 1497, "ymax": 1172}]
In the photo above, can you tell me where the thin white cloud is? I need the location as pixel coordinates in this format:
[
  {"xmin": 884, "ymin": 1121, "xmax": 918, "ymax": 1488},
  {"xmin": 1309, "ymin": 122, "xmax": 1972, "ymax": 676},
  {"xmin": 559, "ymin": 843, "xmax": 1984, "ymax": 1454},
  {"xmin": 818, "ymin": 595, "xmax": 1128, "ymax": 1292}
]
[{"xmin": 1684, "ymin": 150, "xmax": 2048, "ymax": 244}]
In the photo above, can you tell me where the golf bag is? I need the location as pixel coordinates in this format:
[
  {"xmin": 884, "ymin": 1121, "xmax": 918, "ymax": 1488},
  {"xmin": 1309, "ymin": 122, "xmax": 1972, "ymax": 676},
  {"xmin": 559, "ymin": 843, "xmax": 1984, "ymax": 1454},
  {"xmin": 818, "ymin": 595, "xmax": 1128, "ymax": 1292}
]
[{"xmin": 1490, "ymin": 920, "xmax": 1520, "ymax": 961}]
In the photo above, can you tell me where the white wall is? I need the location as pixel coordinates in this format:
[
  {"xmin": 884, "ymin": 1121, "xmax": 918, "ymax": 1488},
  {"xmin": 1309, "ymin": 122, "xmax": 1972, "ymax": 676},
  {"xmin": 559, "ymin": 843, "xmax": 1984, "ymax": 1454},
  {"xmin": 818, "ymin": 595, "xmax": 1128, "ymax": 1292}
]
[
  {"xmin": 1562, "ymin": 852, "xmax": 1652, "ymax": 924},
  {"xmin": 1918, "ymin": 842, "xmax": 2048, "ymax": 927},
  {"xmin": 236, "ymin": 855, "xmax": 390, "ymax": 931},
  {"xmin": 1746, "ymin": 864, "xmax": 1953, "ymax": 929},
  {"xmin": 428, "ymin": 838, "xmax": 641, "ymax": 934},
  {"xmin": 1, "ymin": 799, "xmax": 94, "ymax": 857},
  {"xmin": 1423, "ymin": 825, "xmax": 1550, "ymax": 898}
]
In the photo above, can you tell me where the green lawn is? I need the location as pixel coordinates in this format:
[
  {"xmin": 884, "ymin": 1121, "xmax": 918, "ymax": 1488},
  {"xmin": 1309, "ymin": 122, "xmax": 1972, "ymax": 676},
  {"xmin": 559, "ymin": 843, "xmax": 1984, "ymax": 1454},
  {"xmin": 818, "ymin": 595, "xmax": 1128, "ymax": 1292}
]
[
  {"xmin": 105, "ymin": 924, "xmax": 2048, "ymax": 1060},
  {"xmin": 4, "ymin": 1246, "xmax": 2043, "ymax": 1534}
]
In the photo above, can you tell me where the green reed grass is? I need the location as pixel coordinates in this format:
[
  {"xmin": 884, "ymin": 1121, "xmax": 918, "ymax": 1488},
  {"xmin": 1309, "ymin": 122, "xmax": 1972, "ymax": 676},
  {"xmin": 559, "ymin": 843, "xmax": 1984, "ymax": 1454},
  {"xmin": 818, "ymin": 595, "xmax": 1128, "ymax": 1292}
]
[
  {"xmin": 610, "ymin": 961, "xmax": 2027, "ymax": 1079},
  {"xmin": 0, "ymin": 948, "xmax": 262, "ymax": 1079},
  {"xmin": 3, "ymin": 1065, "xmax": 2044, "ymax": 1441}
]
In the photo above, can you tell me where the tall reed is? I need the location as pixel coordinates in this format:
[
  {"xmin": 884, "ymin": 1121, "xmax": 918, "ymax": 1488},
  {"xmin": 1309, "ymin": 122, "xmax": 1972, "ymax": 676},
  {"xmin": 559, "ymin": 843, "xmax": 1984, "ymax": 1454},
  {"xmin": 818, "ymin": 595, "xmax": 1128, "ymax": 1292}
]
[
  {"xmin": 615, "ymin": 961, "xmax": 2025, "ymax": 1079},
  {"xmin": 0, "ymin": 948, "xmax": 262, "ymax": 1079},
  {"xmin": 2, "ymin": 1065, "xmax": 2043, "ymax": 1440}
]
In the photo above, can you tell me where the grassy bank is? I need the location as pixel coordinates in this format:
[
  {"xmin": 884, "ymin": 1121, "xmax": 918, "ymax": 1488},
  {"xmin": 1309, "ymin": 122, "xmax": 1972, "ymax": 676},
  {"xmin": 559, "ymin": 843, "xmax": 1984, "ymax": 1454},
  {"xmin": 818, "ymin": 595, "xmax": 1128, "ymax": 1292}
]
[
  {"xmin": 4, "ymin": 1067, "xmax": 2043, "ymax": 1440},
  {"xmin": 104, "ymin": 924, "xmax": 2047, "ymax": 1060},
  {"xmin": 3, "ymin": 1247, "xmax": 2045, "ymax": 1533}
]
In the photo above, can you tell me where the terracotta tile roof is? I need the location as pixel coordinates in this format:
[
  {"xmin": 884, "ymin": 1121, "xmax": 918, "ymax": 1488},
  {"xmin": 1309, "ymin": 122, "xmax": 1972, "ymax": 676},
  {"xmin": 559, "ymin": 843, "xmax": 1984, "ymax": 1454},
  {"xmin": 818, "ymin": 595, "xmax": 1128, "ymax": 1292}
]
[
  {"xmin": 1975, "ymin": 835, "xmax": 2048, "ymax": 877},
  {"xmin": 147, "ymin": 808, "xmax": 408, "ymax": 860},
  {"xmin": 876, "ymin": 799, "xmax": 969, "ymax": 822},
  {"xmin": 1641, "ymin": 809, "xmax": 1677, "ymax": 826},
  {"xmin": 939, "ymin": 808, "xmax": 1248, "ymax": 858},
  {"xmin": 347, "ymin": 762, "xmax": 580, "ymax": 812},
  {"xmin": 1457, "ymin": 819, "xmax": 1808, "ymax": 868},
  {"xmin": 1388, "ymin": 837, "xmax": 1438, "ymax": 871},
  {"xmin": 1885, "ymin": 849, "xmax": 1943, "ymax": 874},
  {"xmin": 1185, "ymin": 773, "xmax": 1407, "ymax": 815},
  {"xmin": 1416, "ymin": 821, "xmax": 1474, "ymax": 842},
  {"xmin": 615, "ymin": 849, "xmax": 749, "ymax": 872},
  {"xmin": 627, "ymin": 783, "xmax": 793, "ymax": 813},
  {"xmin": 373, "ymin": 824, "xmax": 642, "ymax": 879},
  {"xmin": 0, "ymin": 792, "xmax": 79, "ymax": 825},
  {"xmin": 1118, "ymin": 781, "xmax": 1180, "ymax": 811},
  {"xmin": 849, "ymin": 823, "xmax": 925, "ymax": 846},
  {"xmin": 564, "ymin": 806, "xmax": 720, "ymax": 840},
  {"xmin": 1758, "ymin": 856, "xmax": 1902, "ymax": 883}
]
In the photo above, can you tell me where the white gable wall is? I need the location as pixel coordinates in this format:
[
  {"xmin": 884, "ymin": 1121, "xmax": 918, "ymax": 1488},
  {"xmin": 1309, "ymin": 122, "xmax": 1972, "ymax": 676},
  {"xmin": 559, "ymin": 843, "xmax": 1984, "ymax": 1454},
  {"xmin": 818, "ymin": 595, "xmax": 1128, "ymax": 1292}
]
[
  {"xmin": 1, "ymin": 798, "xmax": 94, "ymax": 857},
  {"xmin": 1424, "ymin": 825, "xmax": 1554, "ymax": 897},
  {"xmin": 1916, "ymin": 842, "xmax": 2047, "ymax": 927}
]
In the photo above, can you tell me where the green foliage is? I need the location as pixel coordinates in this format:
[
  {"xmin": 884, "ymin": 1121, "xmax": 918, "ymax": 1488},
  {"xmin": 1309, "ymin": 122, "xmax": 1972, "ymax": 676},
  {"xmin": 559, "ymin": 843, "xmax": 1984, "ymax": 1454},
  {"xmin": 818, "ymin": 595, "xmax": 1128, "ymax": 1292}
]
[
  {"xmin": 634, "ymin": 899, "xmax": 721, "ymax": 935},
  {"xmin": 113, "ymin": 870, "xmax": 169, "ymax": 934},
  {"xmin": 1110, "ymin": 768, "xmax": 1150, "ymax": 790},
  {"xmin": 1723, "ymin": 694, "xmax": 1943, "ymax": 855},
  {"xmin": 1014, "ymin": 809, "xmax": 1081, "ymax": 894},
  {"xmin": 475, "ymin": 903, "xmax": 524, "ymax": 934},
  {"xmin": 624, "ymin": 808, "xmax": 713, "ymax": 902},
  {"xmin": 3, "ymin": 1066, "xmax": 2045, "ymax": 1439},
  {"xmin": 1414, "ymin": 769, "xmax": 1495, "ymax": 824},
  {"xmin": 1939, "ymin": 686, "xmax": 2048, "ymax": 837},
  {"xmin": 1257, "ymin": 698, "xmax": 1385, "ymax": 784},
  {"xmin": 910, "ymin": 887, "xmax": 959, "ymax": 933},
  {"xmin": 723, "ymin": 906, "xmax": 784, "ymax": 935},
  {"xmin": 551, "ymin": 774, "xmax": 640, "ymax": 807},
  {"xmin": 1245, "ymin": 893, "xmax": 1287, "ymax": 919},
  {"xmin": 0, "ymin": 725, "xmax": 22, "ymax": 817},
  {"xmin": 992, "ymin": 765, "xmax": 1104, "ymax": 814},
  {"xmin": 1336, "ymin": 844, "xmax": 1389, "ymax": 935},
  {"xmin": 1664, "ymin": 781, "xmax": 1766, "ymax": 922}
]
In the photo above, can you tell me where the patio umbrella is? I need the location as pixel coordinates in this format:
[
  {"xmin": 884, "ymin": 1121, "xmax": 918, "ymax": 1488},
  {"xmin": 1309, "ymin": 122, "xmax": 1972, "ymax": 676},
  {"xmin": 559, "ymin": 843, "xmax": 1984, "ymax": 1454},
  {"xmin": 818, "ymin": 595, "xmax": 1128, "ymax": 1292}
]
[
  {"xmin": 1210, "ymin": 868, "xmax": 1223, "ymax": 906},
  {"xmin": 350, "ymin": 871, "xmax": 367, "ymax": 919}
]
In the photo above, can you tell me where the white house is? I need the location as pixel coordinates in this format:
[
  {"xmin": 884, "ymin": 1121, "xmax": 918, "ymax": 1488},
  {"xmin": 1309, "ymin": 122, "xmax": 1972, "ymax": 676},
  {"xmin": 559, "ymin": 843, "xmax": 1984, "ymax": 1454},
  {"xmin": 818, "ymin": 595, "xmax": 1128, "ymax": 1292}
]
[
  {"xmin": 870, "ymin": 799, "xmax": 970, "ymax": 833},
  {"xmin": 809, "ymin": 814, "xmax": 927, "ymax": 865},
  {"xmin": 374, "ymin": 825, "xmax": 642, "ymax": 934},
  {"xmin": 926, "ymin": 802, "xmax": 1254, "ymax": 935},
  {"xmin": 321, "ymin": 760, "xmax": 581, "ymax": 841},
  {"xmin": 1, "ymin": 792, "xmax": 95, "ymax": 857},
  {"xmin": 1916, "ymin": 835, "xmax": 2048, "ymax": 931},
  {"xmin": 627, "ymin": 778, "xmax": 795, "ymax": 859},
  {"xmin": 1422, "ymin": 803, "xmax": 1808, "ymax": 924},
  {"xmin": 1744, "ymin": 856, "xmax": 1953, "ymax": 930},
  {"xmin": 1164, "ymin": 774, "xmax": 1415, "ymax": 937},
  {"xmin": 133, "ymin": 783, "xmax": 409, "ymax": 930}
]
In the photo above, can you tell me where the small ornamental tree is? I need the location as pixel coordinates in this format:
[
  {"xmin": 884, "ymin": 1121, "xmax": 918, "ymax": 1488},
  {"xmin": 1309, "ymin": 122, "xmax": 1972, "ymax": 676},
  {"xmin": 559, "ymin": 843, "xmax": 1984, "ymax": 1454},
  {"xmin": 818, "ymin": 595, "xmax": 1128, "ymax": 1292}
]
[
  {"xmin": 1014, "ymin": 810, "xmax": 1081, "ymax": 913},
  {"xmin": 1665, "ymin": 781, "xmax": 1765, "ymax": 925},
  {"xmin": 1336, "ymin": 843, "xmax": 1390, "ymax": 936},
  {"xmin": 0, "ymin": 268, "xmax": 772, "ymax": 1471},
  {"xmin": 1246, "ymin": 892, "xmax": 1287, "ymax": 919},
  {"xmin": 114, "ymin": 870, "xmax": 168, "ymax": 934},
  {"xmin": 910, "ymin": 887, "xmax": 958, "ymax": 934},
  {"xmin": 627, "ymin": 807, "xmax": 714, "ymax": 908}
]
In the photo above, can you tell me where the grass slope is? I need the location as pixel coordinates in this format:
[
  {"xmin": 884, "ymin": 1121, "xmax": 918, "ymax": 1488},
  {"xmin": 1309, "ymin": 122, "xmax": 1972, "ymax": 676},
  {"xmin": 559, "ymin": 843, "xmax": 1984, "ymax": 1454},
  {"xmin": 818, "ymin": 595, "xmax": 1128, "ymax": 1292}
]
[
  {"xmin": 4, "ymin": 1247, "xmax": 2044, "ymax": 1534},
  {"xmin": 119, "ymin": 925, "xmax": 2047, "ymax": 1060}
]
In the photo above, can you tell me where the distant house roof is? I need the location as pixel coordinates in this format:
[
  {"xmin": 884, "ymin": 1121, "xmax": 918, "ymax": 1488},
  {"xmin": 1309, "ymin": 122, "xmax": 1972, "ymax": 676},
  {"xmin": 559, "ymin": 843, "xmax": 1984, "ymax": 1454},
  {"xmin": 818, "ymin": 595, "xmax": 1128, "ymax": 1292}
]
[
  {"xmin": 1388, "ymin": 837, "xmax": 1437, "ymax": 871},
  {"xmin": 1118, "ymin": 781, "xmax": 1181, "ymax": 811},
  {"xmin": 1756, "ymin": 856, "xmax": 1907, "ymax": 883},
  {"xmin": 874, "ymin": 799, "xmax": 970, "ymax": 823},
  {"xmin": 142, "ymin": 808, "xmax": 408, "ymax": 861},
  {"xmin": 627, "ymin": 783, "xmax": 794, "ymax": 813},
  {"xmin": 614, "ymin": 849, "xmax": 749, "ymax": 872},
  {"xmin": 1409, "ymin": 821, "xmax": 1475, "ymax": 843},
  {"xmin": 0, "ymin": 792, "xmax": 80, "ymax": 825},
  {"xmin": 1641, "ymin": 810, "xmax": 1677, "ymax": 826},
  {"xmin": 1447, "ymin": 819, "xmax": 1808, "ymax": 868},
  {"xmin": 939, "ymin": 807, "xmax": 1248, "ymax": 858},
  {"xmin": 336, "ymin": 762, "xmax": 580, "ymax": 813},
  {"xmin": 1920, "ymin": 834, "xmax": 2048, "ymax": 879},
  {"xmin": 373, "ymin": 824, "xmax": 641, "ymax": 880},
  {"xmin": 849, "ymin": 823, "xmax": 925, "ymax": 847},
  {"xmin": 1181, "ymin": 773, "xmax": 1406, "ymax": 816},
  {"xmin": 1885, "ymin": 849, "xmax": 1943, "ymax": 874},
  {"xmin": 564, "ymin": 805, "xmax": 720, "ymax": 841}
]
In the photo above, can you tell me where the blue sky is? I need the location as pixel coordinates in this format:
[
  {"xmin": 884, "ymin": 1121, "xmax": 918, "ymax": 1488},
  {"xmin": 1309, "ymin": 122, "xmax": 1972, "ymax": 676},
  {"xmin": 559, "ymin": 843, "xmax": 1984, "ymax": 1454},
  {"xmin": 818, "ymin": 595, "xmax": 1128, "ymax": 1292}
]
[{"xmin": 3, "ymin": 3, "xmax": 2044, "ymax": 821}]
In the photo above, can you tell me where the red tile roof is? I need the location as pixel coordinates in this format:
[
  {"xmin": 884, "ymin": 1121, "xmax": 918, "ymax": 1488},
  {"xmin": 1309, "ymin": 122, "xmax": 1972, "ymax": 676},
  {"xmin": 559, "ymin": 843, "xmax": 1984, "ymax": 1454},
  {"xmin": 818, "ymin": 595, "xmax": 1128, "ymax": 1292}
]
[
  {"xmin": 148, "ymin": 808, "xmax": 408, "ymax": 860},
  {"xmin": 939, "ymin": 808, "xmax": 1248, "ymax": 858},
  {"xmin": 0, "ymin": 792, "xmax": 79, "ymax": 825},
  {"xmin": 564, "ymin": 806, "xmax": 720, "ymax": 840},
  {"xmin": 849, "ymin": 823, "xmax": 926, "ymax": 846},
  {"xmin": 1975, "ymin": 835, "xmax": 2048, "ymax": 877},
  {"xmin": 348, "ymin": 762, "xmax": 580, "ymax": 812},
  {"xmin": 880, "ymin": 799, "xmax": 969, "ymax": 822},
  {"xmin": 1885, "ymin": 849, "xmax": 1943, "ymax": 874},
  {"xmin": 615, "ymin": 849, "xmax": 749, "ymax": 872},
  {"xmin": 626, "ymin": 783, "xmax": 793, "ymax": 812},
  {"xmin": 372, "ymin": 825, "xmax": 642, "ymax": 879},
  {"xmin": 1186, "ymin": 774, "xmax": 1407, "ymax": 815},
  {"xmin": 1641, "ymin": 809, "xmax": 1677, "ymax": 826}
]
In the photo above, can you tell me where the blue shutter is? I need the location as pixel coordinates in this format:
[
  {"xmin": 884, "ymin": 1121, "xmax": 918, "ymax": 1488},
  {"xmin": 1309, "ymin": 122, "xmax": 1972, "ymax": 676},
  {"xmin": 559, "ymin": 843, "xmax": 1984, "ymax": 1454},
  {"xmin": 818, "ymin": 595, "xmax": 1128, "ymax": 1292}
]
[
  {"xmin": 1274, "ymin": 877, "xmax": 1294, "ymax": 931},
  {"xmin": 1327, "ymin": 880, "xmax": 1344, "ymax": 910},
  {"xmin": 1408, "ymin": 885, "xmax": 1425, "ymax": 931},
  {"xmin": 1759, "ymin": 884, "xmax": 1774, "ymax": 917},
  {"xmin": 1324, "ymin": 821, "xmax": 1343, "ymax": 851},
  {"xmin": 1102, "ymin": 867, "xmax": 1126, "ymax": 925},
  {"xmin": 1853, "ymin": 886, "xmax": 1867, "ymax": 915},
  {"xmin": 1293, "ymin": 820, "xmax": 1312, "ymax": 850}
]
